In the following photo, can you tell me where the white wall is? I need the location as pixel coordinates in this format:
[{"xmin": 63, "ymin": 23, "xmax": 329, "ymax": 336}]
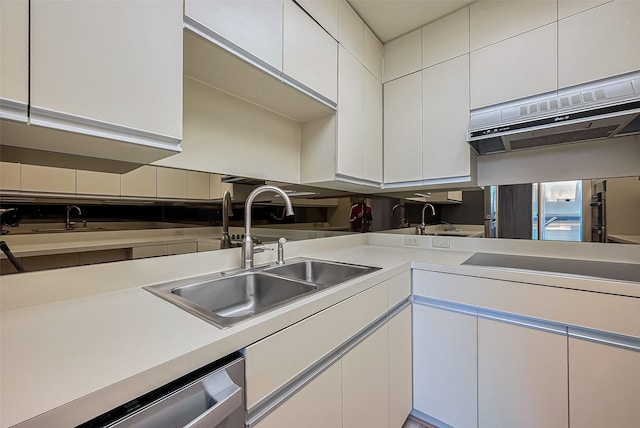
[
  {"xmin": 154, "ymin": 78, "xmax": 302, "ymax": 183},
  {"xmin": 477, "ymin": 135, "xmax": 640, "ymax": 186}
]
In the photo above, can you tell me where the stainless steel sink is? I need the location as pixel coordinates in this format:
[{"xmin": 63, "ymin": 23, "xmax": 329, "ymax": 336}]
[
  {"xmin": 144, "ymin": 258, "xmax": 380, "ymax": 329},
  {"xmin": 264, "ymin": 259, "xmax": 380, "ymax": 286}
]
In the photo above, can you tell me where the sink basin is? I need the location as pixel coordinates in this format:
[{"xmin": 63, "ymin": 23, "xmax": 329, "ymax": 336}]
[
  {"xmin": 173, "ymin": 272, "xmax": 316, "ymax": 317},
  {"xmin": 146, "ymin": 272, "xmax": 317, "ymax": 328},
  {"xmin": 144, "ymin": 258, "xmax": 380, "ymax": 329},
  {"xmin": 264, "ymin": 259, "xmax": 380, "ymax": 286}
]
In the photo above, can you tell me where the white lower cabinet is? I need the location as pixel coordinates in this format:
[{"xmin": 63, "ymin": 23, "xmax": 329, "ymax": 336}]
[
  {"xmin": 389, "ymin": 306, "xmax": 413, "ymax": 428},
  {"xmin": 413, "ymin": 303, "xmax": 477, "ymax": 428},
  {"xmin": 478, "ymin": 318, "xmax": 569, "ymax": 428},
  {"xmin": 568, "ymin": 337, "xmax": 640, "ymax": 428},
  {"xmin": 343, "ymin": 325, "xmax": 389, "ymax": 428},
  {"xmin": 254, "ymin": 362, "xmax": 342, "ymax": 428},
  {"xmin": 246, "ymin": 272, "xmax": 412, "ymax": 428}
]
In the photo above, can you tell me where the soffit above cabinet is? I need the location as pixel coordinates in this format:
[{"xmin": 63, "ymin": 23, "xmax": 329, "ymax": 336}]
[{"xmin": 183, "ymin": 29, "xmax": 335, "ymax": 123}]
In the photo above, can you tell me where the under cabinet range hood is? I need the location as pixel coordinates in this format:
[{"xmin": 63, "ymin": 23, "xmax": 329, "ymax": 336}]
[{"xmin": 467, "ymin": 71, "xmax": 640, "ymax": 155}]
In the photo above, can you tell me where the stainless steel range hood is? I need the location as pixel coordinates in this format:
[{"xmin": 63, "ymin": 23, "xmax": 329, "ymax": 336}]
[{"xmin": 467, "ymin": 71, "xmax": 640, "ymax": 155}]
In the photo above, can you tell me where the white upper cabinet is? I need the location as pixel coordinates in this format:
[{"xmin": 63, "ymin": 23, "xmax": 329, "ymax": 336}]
[
  {"xmin": 336, "ymin": 47, "xmax": 382, "ymax": 183},
  {"xmin": 337, "ymin": 48, "xmax": 364, "ymax": 179},
  {"xmin": 383, "ymin": 72, "xmax": 423, "ymax": 184},
  {"xmin": 362, "ymin": 68, "xmax": 383, "ymax": 183},
  {"xmin": 558, "ymin": 0, "xmax": 611, "ymax": 19},
  {"xmin": 363, "ymin": 26, "xmax": 384, "ymax": 81},
  {"xmin": 283, "ymin": 0, "xmax": 338, "ymax": 103},
  {"xmin": 29, "ymin": 0, "xmax": 182, "ymax": 160},
  {"xmin": 296, "ymin": 0, "xmax": 339, "ymax": 39},
  {"xmin": 423, "ymin": 55, "xmax": 471, "ymax": 181},
  {"xmin": 470, "ymin": 23, "xmax": 557, "ymax": 108},
  {"xmin": 383, "ymin": 29, "xmax": 422, "ymax": 83},
  {"xmin": 0, "ymin": 0, "xmax": 29, "ymax": 122},
  {"xmin": 558, "ymin": 0, "xmax": 640, "ymax": 88},
  {"xmin": 470, "ymin": 0, "xmax": 557, "ymax": 51},
  {"xmin": 185, "ymin": 0, "xmax": 283, "ymax": 72},
  {"xmin": 422, "ymin": 7, "xmax": 469, "ymax": 69},
  {"xmin": 338, "ymin": 0, "xmax": 364, "ymax": 62}
]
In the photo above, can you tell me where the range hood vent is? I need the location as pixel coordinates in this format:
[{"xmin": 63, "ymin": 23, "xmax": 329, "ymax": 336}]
[{"xmin": 467, "ymin": 72, "xmax": 640, "ymax": 155}]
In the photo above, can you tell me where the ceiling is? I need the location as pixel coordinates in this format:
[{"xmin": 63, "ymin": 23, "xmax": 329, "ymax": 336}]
[{"xmin": 348, "ymin": 0, "xmax": 476, "ymax": 43}]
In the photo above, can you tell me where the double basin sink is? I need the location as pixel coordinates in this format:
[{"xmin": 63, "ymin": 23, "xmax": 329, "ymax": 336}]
[{"xmin": 144, "ymin": 259, "xmax": 380, "ymax": 329}]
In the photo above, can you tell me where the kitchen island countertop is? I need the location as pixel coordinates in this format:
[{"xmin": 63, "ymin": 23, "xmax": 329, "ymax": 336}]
[{"xmin": 2, "ymin": 233, "xmax": 639, "ymax": 428}]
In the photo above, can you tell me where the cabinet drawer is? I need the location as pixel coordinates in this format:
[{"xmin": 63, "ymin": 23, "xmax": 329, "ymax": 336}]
[
  {"xmin": 413, "ymin": 269, "xmax": 640, "ymax": 338},
  {"xmin": 245, "ymin": 280, "xmax": 388, "ymax": 409}
]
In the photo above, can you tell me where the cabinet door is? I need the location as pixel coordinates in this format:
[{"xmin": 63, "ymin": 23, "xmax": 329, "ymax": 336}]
[
  {"xmin": 283, "ymin": 0, "xmax": 338, "ymax": 103},
  {"xmin": 470, "ymin": 23, "xmax": 557, "ymax": 108},
  {"xmin": 185, "ymin": 0, "xmax": 283, "ymax": 71},
  {"xmin": 0, "ymin": 0, "xmax": 29, "ymax": 121},
  {"xmin": 389, "ymin": 306, "xmax": 412, "ymax": 428},
  {"xmin": 413, "ymin": 303, "xmax": 478, "ymax": 428},
  {"xmin": 384, "ymin": 72, "xmax": 423, "ymax": 184},
  {"xmin": 296, "ymin": 0, "xmax": 339, "ymax": 39},
  {"xmin": 342, "ymin": 325, "xmax": 389, "ymax": 428},
  {"xmin": 255, "ymin": 362, "xmax": 342, "ymax": 428},
  {"xmin": 362, "ymin": 69, "xmax": 383, "ymax": 183},
  {"xmin": 30, "ymin": 0, "xmax": 182, "ymax": 139},
  {"xmin": 337, "ymin": 47, "xmax": 364, "ymax": 179},
  {"xmin": 478, "ymin": 318, "xmax": 568, "ymax": 428},
  {"xmin": 422, "ymin": 55, "xmax": 471, "ymax": 181},
  {"xmin": 569, "ymin": 337, "xmax": 640, "ymax": 428},
  {"xmin": 558, "ymin": 0, "xmax": 640, "ymax": 88}
]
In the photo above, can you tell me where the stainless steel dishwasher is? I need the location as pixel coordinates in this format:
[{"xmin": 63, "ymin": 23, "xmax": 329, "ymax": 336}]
[{"xmin": 77, "ymin": 352, "xmax": 245, "ymax": 428}]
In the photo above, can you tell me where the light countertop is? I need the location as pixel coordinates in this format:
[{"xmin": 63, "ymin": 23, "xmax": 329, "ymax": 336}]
[
  {"xmin": 608, "ymin": 234, "xmax": 640, "ymax": 244},
  {"xmin": 2, "ymin": 233, "xmax": 639, "ymax": 428}
]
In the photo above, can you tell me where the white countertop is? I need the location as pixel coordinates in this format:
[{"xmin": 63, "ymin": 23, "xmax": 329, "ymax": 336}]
[
  {"xmin": 608, "ymin": 234, "xmax": 640, "ymax": 244},
  {"xmin": 2, "ymin": 233, "xmax": 639, "ymax": 428},
  {"xmin": 0, "ymin": 226, "xmax": 350, "ymax": 259}
]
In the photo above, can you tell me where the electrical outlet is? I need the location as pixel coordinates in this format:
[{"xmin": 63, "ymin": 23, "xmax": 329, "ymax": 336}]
[
  {"xmin": 404, "ymin": 236, "xmax": 419, "ymax": 246},
  {"xmin": 432, "ymin": 237, "xmax": 450, "ymax": 248}
]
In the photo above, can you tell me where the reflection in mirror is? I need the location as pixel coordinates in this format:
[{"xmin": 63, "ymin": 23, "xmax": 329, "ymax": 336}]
[{"xmin": 487, "ymin": 176, "xmax": 640, "ymax": 244}]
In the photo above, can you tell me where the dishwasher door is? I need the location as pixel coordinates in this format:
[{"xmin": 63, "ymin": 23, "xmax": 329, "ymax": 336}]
[{"xmin": 78, "ymin": 353, "xmax": 245, "ymax": 428}]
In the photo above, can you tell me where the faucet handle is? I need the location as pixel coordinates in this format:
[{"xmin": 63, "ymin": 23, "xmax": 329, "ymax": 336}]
[
  {"xmin": 253, "ymin": 245, "xmax": 273, "ymax": 254},
  {"xmin": 277, "ymin": 237, "xmax": 287, "ymax": 265}
]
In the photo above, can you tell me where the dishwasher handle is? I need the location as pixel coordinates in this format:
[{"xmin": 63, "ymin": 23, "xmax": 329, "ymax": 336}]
[{"xmin": 186, "ymin": 383, "xmax": 242, "ymax": 428}]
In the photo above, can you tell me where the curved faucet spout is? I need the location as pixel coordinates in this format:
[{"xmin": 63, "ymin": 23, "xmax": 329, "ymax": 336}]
[
  {"xmin": 65, "ymin": 205, "xmax": 82, "ymax": 230},
  {"xmin": 242, "ymin": 185, "xmax": 294, "ymax": 269},
  {"xmin": 417, "ymin": 203, "xmax": 436, "ymax": 235},
  {"xmin": 220, "ymin": 190, "xmax": 235, "ymax": 249}
]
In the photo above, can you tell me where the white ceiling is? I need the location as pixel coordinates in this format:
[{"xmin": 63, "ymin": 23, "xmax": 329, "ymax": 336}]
[{"xmin": 348, "ymin": 0, "xmax": 476, "ymax": 43}]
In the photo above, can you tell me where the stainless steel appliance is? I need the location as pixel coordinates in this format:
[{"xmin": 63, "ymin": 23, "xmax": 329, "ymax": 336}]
[
  {"xmin": 78, "ymin": 353, "xmax": 245, "ymax": 428},
  {"xmin": 467, "ymin": 71, "xmax": 640, "ymax": 156},
  {"xmin": 591, "ymin": 180, "xmax": 607, "ymax": 242}
]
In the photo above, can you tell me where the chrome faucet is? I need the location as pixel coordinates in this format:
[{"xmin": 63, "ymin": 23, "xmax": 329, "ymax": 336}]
[
  {"xmin": 220, "ymin": 190, "xmax": 234, "ymax": 249},
  {"xmin": 242, "ymin": 185, "xmax": 294, "ymax": 269},
  {"xmin": 417, "ymin": 203, "xmax": 436, "ymax": 235},
  {"xmin": 65, "ymin": 205, "xmax": 82, "ymax": 230},
  {"xmin": 391, "ymin": 203, "xmax": 409, "ymax": 228}
]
